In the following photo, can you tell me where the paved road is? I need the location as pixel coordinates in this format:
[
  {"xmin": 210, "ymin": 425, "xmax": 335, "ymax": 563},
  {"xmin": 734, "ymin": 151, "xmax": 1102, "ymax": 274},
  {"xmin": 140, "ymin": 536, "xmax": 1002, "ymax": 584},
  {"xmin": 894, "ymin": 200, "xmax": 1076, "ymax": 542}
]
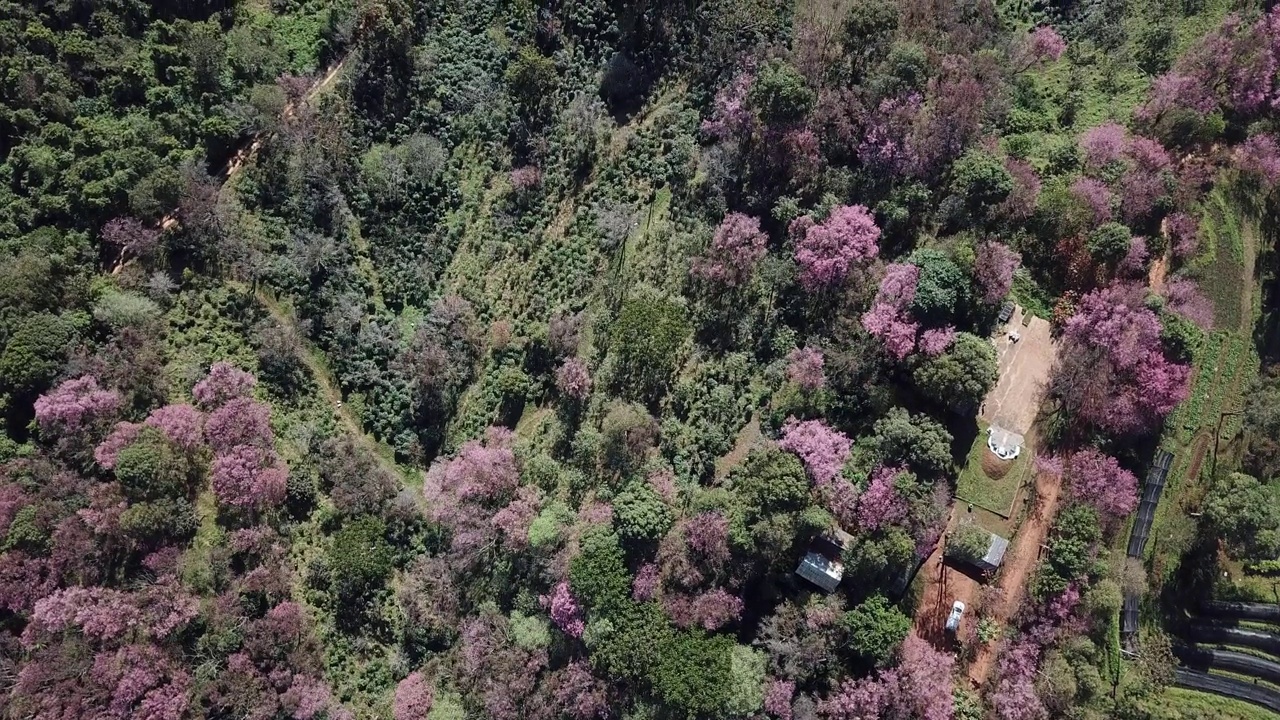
[
  {"xmin": 1174, "ymin": 667, "xmax": 1280, "ymax": 713},
  {"xmin": 1202, "ymin": 601, "xmax": 1280, "ymax": 623}
]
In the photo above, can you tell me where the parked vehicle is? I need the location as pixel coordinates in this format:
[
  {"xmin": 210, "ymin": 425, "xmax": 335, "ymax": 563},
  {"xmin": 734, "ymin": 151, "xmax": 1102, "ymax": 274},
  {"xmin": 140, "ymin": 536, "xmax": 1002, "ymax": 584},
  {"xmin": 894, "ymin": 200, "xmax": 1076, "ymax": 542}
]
[{"xmin": 945, "ymin": 600, "xmax": 966, "ymax": 633}]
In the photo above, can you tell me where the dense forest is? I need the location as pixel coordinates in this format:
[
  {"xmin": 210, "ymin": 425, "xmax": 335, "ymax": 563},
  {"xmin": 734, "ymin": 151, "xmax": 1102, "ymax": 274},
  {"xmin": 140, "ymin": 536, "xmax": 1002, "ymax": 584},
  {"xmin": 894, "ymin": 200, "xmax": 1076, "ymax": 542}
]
[{"xmin": 3, "ymin": 0, "xmax": 1280, "ymax": 719}]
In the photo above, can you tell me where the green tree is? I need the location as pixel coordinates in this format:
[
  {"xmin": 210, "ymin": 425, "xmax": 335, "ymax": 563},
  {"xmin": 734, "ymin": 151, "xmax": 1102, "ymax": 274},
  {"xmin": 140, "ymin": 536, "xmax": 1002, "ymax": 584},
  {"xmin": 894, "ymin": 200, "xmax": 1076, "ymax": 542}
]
[
  {"xmin": 650, "ymin": 631, "xmax": 736, "ymax": 716},
  {"xmin": 844, "ymin": 0, "xmax": 900, "ymax": 70},
  {"xmin": 912, "ymin": 332, "xmax": 997, "ymax": 413},
  {"xmin": 505, "ymin": 47, "xmax": 558, "ymax": 119},
  {"xmin": 945, "ymin": 522, "xmax": 991, "ymax": 565},
  {"xmin": 729, "ymin": 447, "xmax": 810, "ymax": 513},
  {"xmin": 950, "ymin": 149, "xmax": 1014, "ymax": 213},
  {"xmin": 873, "ymin": 407, "xmax": 954, "ymax": 477},
  {"xmin": 114, "ymin": 427, "xmax": 194, "ymax": 502},
  {"xmin": 908, "ymin": 249, "xmax": 969, "ymax": 322},
  {"xmin": 1087, "ymin": 222, "xmax": 1132, "ymax": 264},
  {"xmin": 1204, "ymin": 472, "xmax": 1280, "ymax": 562},
  {"xmin": 610, "ymin": 295, "xmax": 691, "ymax": 402},
  {"xmin": 0, "ymin": 312, "xmax": 77, "ymax": 395},
  {"xmin": 842, "ymin": 594, "xmax": 911, "ymax": 667},
  {"xmin": 330, "ymin": 515, "xmax": 395, "ymax": 602},
  {"xmin": 842, "ymin": 528, "xmax": 916, "ymax": 591},
  {"xmin": 613, "ymin": 481, "xmax": 674, "ymax": 544},
  {"xmin": 1243, "ymin": 367, "xmax": 1280, "ymax": 480},
  {"xmin": 749, "ymin": 59, "xmax": 814, "ymax": 124},
  {"xmin": 570, "ymin": 529, "xmax": 632, "ymax": 613}
]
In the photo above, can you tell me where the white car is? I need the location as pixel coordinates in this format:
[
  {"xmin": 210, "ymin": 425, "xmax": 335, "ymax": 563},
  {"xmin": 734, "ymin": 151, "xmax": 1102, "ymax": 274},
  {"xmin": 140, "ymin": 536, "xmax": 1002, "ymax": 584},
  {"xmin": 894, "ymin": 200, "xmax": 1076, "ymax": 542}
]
[{"xmin": 945, "ymin": 600, "xmax": 965, "ymax": 633}]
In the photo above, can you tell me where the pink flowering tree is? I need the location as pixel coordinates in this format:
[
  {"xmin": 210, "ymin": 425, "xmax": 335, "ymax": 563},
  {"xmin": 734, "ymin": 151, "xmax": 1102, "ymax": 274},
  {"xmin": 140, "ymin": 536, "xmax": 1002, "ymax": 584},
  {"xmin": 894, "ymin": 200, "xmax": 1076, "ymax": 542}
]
[
  {"xmin": 691, "ymin": 213, "xmax": 769, "ymax": 287},
  {"xmin": 541, "ymin": 581, "xmax": 586, "ymax": 637},
  {"xmin": 101, "ymin": 217, "xmax": 162, "ymax": 261},
  {"xmin": 786, "ymin": 347, "xmax": 826, "ymax": 391},
  {"xmin": 1070, "ymin": 177, "xmax": 1114, "ymax": 226},
  {"xmin": 918, "ymin": 326, "xmax": 957, "ymax": 357},
  {"xmin": 862, "ymin": 263, "xmax": 922, "ymax": 359},
  {"xmin": 205, "ymin": 398, "xmax": 274, "ymax": 453},
  {"xmin": 1079, "ymin": 122, "xmax": 1128, "ymax": 171},
  {"xmin": 1236, "ymin": 133, "xmax": 1280, "ymax": 189},
  {"xmin": 1166, "ymin": 212, "xmax": 1201, "ymax": 259},
  {"xmin": 1121, "ymin": 137, "xmax": 1172, "ymax": 224},
  {"xmin": 423, "ymin": 427, "xmax": 521, "ymax": 563},
  {"xmin": 998, "ymin": 158, "xmax": 1042, "ymax": 221},
  {"xmin": 664, "ymin": 588, "xmax": 744, "ymax": 631},
  {"xmin": 685, "ymin": 511, "xmax": 732, "ymax": 566},
  {"xmin": 763, "ymin": 678, "xmax": 795, "ymax": 720},
  {"xmin": 192, "ymin": 362, "xmax": 256, "ymax": 409},
  {"xmin": 551, "ymin": 661, "xmax": 610, "ymax": 720},
  {"xmin": 1016, "ymin": 26, "xmax": 1067, "ymax": 71},
  {"xmin": 490, "ymin": 485, "xmax": 542, "ymax": 551},
  {"xmin": 817, "ymin": 635, "xmax": 952, "ymax": 720},
  {"xmin": 858, "ymin": 94, "xmax": 922, "ymax": 176},
  {"xmin": 778, "ymin": 418, "xmax": 852, "ymax": 485},
  {"xmin": 555, "ymin": 357, "xmax": 593, "ymax": 401},
  {"xmin": 144, "ymin": 404, "xmax": 205, "ymax": 453},
  {"xmin": 95, "ymin": 421, "xmax": 144, "ymax": 469},
  {"xmin": 1052, "ymin": 284, "xmax": 1191, "ymax": 436},
  {"xmin": 210, "ymin": 445, "xmax": 288, "ymax": 511},
  {"xmin": 1063, "ymin": 448, "xmax": 1139, "ymax": 520},
  {"xmin": 794, "ymin": 205, "xmax": 881, "ymax": 290},
  {"xmin": 1161, "ymin": 277, "xmax": 1215, "ymax": 330},
  {"xmin": 856, "ymin": 466, "xmax": 910, "ymax": 532},
  {"xmin": 633, "ymin": 562, "xmax": 661, "ymax": 601},
  {"xmin": 702, "ymin": 70, "xmax": 755, "ymax": 140},
  {"xmin": 393, "ymin": 672, "xmax": 433, "ymax": 720},
  {"xmin": 974, "ymin": 241, "xmax": 1021, "ymax": 304},
  {"xmin": 33, "ymin": 376, "xmax": 122, "ymax": 437}
]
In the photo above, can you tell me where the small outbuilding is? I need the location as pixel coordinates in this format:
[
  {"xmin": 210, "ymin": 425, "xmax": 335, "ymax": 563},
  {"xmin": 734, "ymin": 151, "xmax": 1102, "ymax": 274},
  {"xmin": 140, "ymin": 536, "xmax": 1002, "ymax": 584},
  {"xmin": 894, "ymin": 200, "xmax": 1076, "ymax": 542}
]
[
  {"xmin": 986, "ymin": 425, "xmax": 1024, "ymax": 461},
  {"xmin": 795, "ymin": 529, "xmax": 855, "ymax": 593},
  {"xmin": 944, "ymin": 523, "xmax": 1010, "ymax": 576}
]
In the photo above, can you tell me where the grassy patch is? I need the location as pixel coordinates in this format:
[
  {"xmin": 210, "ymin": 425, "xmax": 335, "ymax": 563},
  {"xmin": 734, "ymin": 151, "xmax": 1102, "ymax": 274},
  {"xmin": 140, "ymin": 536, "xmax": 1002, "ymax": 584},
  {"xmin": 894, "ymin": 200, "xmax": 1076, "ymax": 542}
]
[
  {"xmin": 1194, "ymin": 186, "xmax": 1248, "ymax": 331},
  {"xmin": 955, "ymin": 421, "xmax": 1031, "ymax": 518}
]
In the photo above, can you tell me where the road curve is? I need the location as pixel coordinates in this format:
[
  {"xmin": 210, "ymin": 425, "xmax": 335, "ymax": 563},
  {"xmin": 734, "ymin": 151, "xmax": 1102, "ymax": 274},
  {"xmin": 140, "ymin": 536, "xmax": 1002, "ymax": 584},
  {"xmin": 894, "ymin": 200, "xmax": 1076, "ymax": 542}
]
[
  {"xmin": 1173, "ymin": 667, "xmax": 1280, "ymax": 713},
  {"xmin": 1177, "ymin": 645, "xmax": 1280, "ymax": 685},
  {"xmin": 1202, "ymin": 601, "xmax": 1280, "ymax": 623}
]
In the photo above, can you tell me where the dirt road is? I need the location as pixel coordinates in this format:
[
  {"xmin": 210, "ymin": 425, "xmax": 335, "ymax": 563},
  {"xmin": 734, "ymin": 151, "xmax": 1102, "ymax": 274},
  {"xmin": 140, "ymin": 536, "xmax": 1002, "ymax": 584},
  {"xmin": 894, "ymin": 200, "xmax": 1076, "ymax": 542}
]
[{"xmin": 967, "ymin": 468, "xmax": 1063, "ymax": 686}]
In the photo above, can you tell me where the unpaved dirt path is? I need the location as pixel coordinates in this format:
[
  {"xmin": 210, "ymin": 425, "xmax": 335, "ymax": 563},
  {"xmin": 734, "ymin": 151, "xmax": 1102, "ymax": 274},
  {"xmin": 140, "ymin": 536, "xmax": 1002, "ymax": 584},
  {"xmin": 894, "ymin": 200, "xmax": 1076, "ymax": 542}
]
[
  {"xmin": 967, "ymin": 468, "xmax": 1063, "ymax": 687},
  {"xmin": 914, "ymin": 513, "xmax": 984, "ymax": 648},
  {"xmin": 255, "ymin": 289, "xmax": 407, "ymax": 484}
]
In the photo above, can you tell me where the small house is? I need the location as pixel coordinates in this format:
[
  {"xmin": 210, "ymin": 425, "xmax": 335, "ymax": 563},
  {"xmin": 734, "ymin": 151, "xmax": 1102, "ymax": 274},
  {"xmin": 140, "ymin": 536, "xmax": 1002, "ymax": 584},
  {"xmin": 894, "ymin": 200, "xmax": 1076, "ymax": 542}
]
[
  {"xmin": 795, "ymin": 529, "xmax": 854, "ymax": 593},
  {"xmin": 976, "ymin": 532, "xmax": 1010, "ymax": 573}
]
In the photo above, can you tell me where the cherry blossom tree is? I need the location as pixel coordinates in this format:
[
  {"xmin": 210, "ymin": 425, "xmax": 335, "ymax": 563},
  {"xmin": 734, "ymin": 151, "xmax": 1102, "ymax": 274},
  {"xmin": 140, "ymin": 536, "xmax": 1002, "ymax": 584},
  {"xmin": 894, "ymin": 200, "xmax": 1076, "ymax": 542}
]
[
  {"xmin": 95, "ymin": 421, "xmax": 144, "ymax": 469},
  {"xmin": 1070, "ymin": 177, "xmax": 1113, "ymax": 226},
  {"xmin": 210, "ymin": 445, "xmax": 288, "ymax": 511},
  {"xmin": 633, "ymin": 562, "xmax": 661, "ymax": 601},
  {"xmin": 1166, "ymin": 212, "xmax": 1201, "ymax": 259},
  {"xmin": 786, "ymin": 347, "xmax": 826, "ymax": 391},
  {"xmin": 918, "ymin": 326, "xmax": 957, "ymax": 357},
  {"xmin": 856, "ymin": 466, "xmax": 909, "ymax": 532},
  {"xmin": 1079, "ymin": 122, "xmax": 1127, "ymax": 171},
  {"xmin": 763, "ymin": 678, "xmax": 795, "ymax": 720},
  {"xmin": 998, "ymin": 158, "xmax": 1041, "ymax": 221},
  {"xmin": 1063, "ymin": 448, "xmax": 1139, "ymax": 520},
  {"xmin": 204, "ymin": 397, "xmax": 274, "ymax": 452},
  {"xmin": 1236, "ymin": 133, "xmax": 1280, "ymax": 188},
  {"xmin": 393, "ymin": 672, "xmax": 434, "ymax": 720},
  {"xmin": 491, "ymin": 485, "xmax": 541, "ymax": 551},
  {"xmin": 685, "ymin": 511, "xmax": 732, "ymax": 566},
  {"xmin": 556, "ymin": 357, "xmax": 593, "ymax": 401},
  {"xmin": 794, "ymin": 205, "xmax": 881, "ymax": 290},
  {"xmin": 1161, "ymin": 277, "xmax": 1215, "ymax": 330},
  {"xmin": 702, "ymin": 71, "xmax": 755, "ymax": 140},
  {"xmin": 1053, "ymin": 284, "xmax": 1191, "ymax": 436},
  {"xmin": 144, "ymin": 404, "xmax": 205, "ymax": 453},
  {"xmin": 778, "ymin": 418, "xmax": 852, "ymax": 485},
  {"xmin": 858, "ymin": 94, "xmax": 922, "ymax": 176},
  {"xmin": 550, "ymin": 661, "xmax": 610, "ymax": 720},
  {"xmin": 542, "ymin": 581, "xmax": 586, "ymax": 637},
  {"xmin": 192, "ymin": 362, "xmax": 256, "ymax": 409},
  {"xmin": 33, "ymin": 376, "xmax": 122, "ymax": 436},
  {"xmin": 691, "ymin": 213, "xmax": 769, "ymax": 287},
  {"xmin": 665, "ymin": 588, "xmax": 744, "ymax": 631},
  {"xmin": 974, "ymin": 241, "xmax": 1021, "ymax": 304},
  {"xmin": 862, "ymin": 263, "xmax": 921, "ymax": 359},
  {"xmin": 1016, "ymin": 26, "xmax": 1066, "ymax": 70}
]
